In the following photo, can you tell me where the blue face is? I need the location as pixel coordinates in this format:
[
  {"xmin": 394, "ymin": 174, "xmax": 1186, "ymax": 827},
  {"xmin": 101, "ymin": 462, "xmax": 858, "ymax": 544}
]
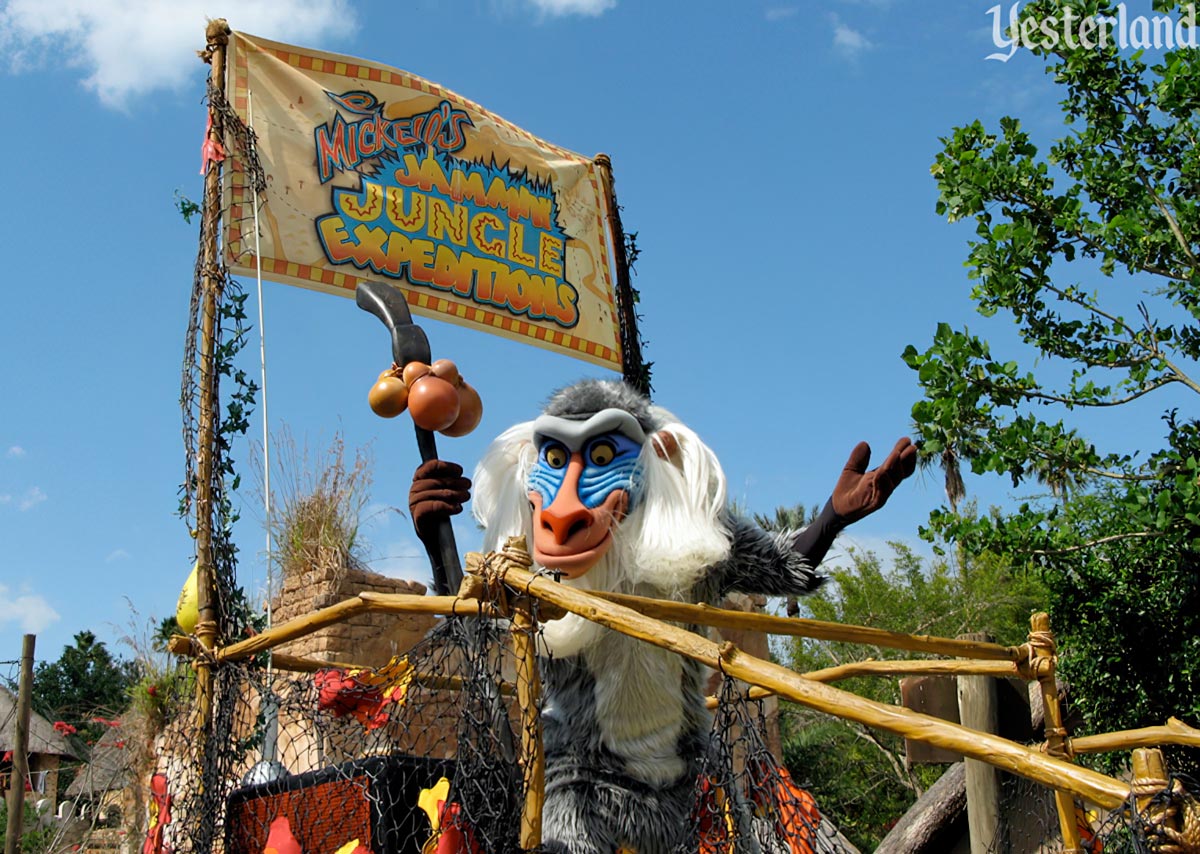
[{"xmin": 527, "ymin": 431, "xmax": 643, "ymax": 510}]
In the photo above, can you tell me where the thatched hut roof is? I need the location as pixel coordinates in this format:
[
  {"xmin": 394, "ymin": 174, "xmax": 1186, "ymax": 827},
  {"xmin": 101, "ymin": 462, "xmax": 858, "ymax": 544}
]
[
  {"xmin": 65, "ymin": 724, "xmax": 131, "ymax": 798},
  {"xmin": 0, "ymin": 684, "xmax": 76, "ymax": 758}
]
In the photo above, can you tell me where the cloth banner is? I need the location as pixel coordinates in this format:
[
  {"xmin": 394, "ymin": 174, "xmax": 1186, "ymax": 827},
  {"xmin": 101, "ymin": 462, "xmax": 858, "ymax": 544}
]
[{"xmin": 224, "ymin": 32, "xmax": 622, "ymax": 370}]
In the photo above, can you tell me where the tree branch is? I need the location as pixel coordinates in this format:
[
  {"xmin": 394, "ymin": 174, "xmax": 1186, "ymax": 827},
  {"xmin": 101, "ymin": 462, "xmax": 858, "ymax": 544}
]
[
  {"xmin": 1025, "ymin": 530, "xmax": 1166, "ymax": 556},
  {"xmin": 1080, "ymin": 466, "xmax": 1157, "ymax": 483},
  {"xmin": 1114, "ymin": 91, "xmax": 1199, "ymax": 270},
  {"xmin": 1063, "ymin": 232, "xmax": 1184, "ymax": 281},
  {"xmin": 985, "ymin": 376, "xmax": 1177, "ymax": 408},
  {"xmin": 848, "ymin": 723, "xmax": 925, "ymax": 796}
]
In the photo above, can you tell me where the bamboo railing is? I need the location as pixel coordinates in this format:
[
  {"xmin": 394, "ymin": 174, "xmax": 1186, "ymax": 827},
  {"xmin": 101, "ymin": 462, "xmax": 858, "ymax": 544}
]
[{"xmin": 180, "ymin": 536, "xmax": 1200, "ymax": 848}]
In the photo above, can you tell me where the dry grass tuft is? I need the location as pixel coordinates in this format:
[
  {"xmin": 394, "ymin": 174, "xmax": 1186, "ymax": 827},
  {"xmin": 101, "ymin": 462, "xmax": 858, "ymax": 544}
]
[{"xmin": 260, "ymin": 427, "xmax": 373, "ymax": 592}]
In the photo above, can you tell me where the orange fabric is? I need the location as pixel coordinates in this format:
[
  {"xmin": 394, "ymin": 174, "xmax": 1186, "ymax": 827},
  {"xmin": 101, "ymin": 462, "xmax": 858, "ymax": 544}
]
[
  {"xmin": 263, "ymin": 816, "xmax": 302, "ymax": 854},
  {"xmin": 143, "ymin": 773, "xmax": 172, "ymax": 854},
  {"xmin": 695, "ymin": 777, "xmax": 735, "ymax": 854},
  {"xmin": 749, "ymin": 764, "xmax": 820, "ymax": 854}
]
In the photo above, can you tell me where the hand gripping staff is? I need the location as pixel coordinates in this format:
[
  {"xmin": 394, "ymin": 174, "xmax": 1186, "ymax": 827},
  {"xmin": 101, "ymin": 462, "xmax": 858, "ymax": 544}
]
[{"xmin": 356, "ymin": 281, "xmax": 463, "ymax": 595}]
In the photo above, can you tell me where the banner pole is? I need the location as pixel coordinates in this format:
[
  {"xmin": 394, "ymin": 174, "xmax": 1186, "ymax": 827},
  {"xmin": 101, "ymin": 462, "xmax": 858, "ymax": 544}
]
[
  {"xmin": 594, "ymin": 154, "xmax": 650, "ymax": 395},
  {"xmin": 195, "ymin": 18, "xmax": 231, "ymax": 731},
  {"xmin": 247, "ymin": 86, "xmax": 280, "ymax": 763}
]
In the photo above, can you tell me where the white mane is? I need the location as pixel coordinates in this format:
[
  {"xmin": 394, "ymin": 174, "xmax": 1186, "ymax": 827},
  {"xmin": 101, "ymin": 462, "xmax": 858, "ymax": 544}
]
[{"xmin": 471, "ymin": 410, "xmax": 732, "ymax": 657}]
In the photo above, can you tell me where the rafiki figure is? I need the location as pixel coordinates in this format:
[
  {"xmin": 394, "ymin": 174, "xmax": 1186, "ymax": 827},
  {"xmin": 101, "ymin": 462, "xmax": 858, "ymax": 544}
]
[{"xmin": 410, "ymin": 380, "xmax": 915, "ymax": 854}]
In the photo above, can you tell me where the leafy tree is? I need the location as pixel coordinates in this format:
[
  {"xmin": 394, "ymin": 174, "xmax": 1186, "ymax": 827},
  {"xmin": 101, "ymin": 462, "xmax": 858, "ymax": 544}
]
[
  {"xmin": 0, "ymin": 801, "xmax": 56, "ymax": 854},
  {"xmin": 32, "ymin": 631, "xmax": 139, "ymax": 751},
  {"xmin": 906, "ymin": 0, "xmax": 1200, "ymax": 768},
  {"xmin": 780, "ymin": 541, "xmax": 1045, "ymax": 850}
]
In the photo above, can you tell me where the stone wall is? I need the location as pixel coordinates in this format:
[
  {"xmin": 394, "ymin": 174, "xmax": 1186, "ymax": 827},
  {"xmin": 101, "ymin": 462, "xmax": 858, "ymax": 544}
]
[{"xmin": 272, "ymin": 563, "xmax": 438, "ymax": 669}]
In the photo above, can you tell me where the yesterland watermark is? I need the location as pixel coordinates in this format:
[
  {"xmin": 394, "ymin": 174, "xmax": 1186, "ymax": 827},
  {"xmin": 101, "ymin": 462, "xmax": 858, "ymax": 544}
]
[{"xmin": 987, "ymin": 3, "xmax": 1199, "ymax": 61}]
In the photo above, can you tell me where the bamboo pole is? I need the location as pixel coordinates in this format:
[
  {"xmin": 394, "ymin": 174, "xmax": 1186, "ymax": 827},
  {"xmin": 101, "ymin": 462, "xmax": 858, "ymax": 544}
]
[
  {"xmin": 1130, "ymin": 748, "xmax": 1181, "ymax": 841},
  {"xmin": 1029, "ymin": 613, "xmax": 1086, "ymax": 853},
  {"xmin": 1071, "ymin": 717, "xmax": 1200, "ymax": 755},
  {"xmin": 194, "ymin": 17, "xmax": 232, "ymax": 733},
  {"xmin": 488, "ymin": 542, "xmax": 1128, "ymax": 809},
  {"xmin": 264, "ymin": 652, "xmax": 516, "ymax": 698},
  {"xmin": 803, "ymin": 658, "xmax": 1023, "ymax": 683},
  {"xmin": 213, "ymin": 593, "xmax": 492, "ymax": 663},
  {"xmin": 704, "ymin": 660, "xmax": 1023, "ymax": 709},
  {"xmin": 357, "ymin": 591, "xmax": 494, "ymax": 614},
  {"xmin": 4, "ymin": 635, "xmax": 34, "ymax": 854},
  {"xmin": 589, "ymin": 588, "xmax": 1022, "ymax": 661},
  {"xmin": 267, "ymin": 652, "xmax": 364, "ymax": 672},
  {"xmin": 203, "ymin": 571, "xmax": 1019, "ymax": 666},
  {"xmin": 593, "ymin": 154, "xmax": 648, "ymax": 394},
  {"xmin": 510, "ymin": 599, "xmax": 544, "ymax": 850}
]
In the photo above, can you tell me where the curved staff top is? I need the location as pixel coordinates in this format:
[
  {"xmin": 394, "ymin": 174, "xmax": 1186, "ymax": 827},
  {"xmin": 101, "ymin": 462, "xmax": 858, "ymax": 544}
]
[{"xmin": 356, "ymin": 280, "xmax": 463, "ymax": 595}]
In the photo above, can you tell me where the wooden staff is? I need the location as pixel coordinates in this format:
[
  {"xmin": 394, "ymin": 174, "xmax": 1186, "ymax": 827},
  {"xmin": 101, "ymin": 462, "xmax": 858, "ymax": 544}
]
[
  {"xmin": 490, "ymin": 539, "xmax": 1128, "ymax": 809},
  {"xmin": 1029, "ymin": 612, "xmax": 1086, "ymax": 853},
  {"xmin": 593, "ymin": 154, "xmax": 648, "ymax": 394},
  {"xmin": 194, "ymin": 17, "xmax": 232, "ymax": 732}
]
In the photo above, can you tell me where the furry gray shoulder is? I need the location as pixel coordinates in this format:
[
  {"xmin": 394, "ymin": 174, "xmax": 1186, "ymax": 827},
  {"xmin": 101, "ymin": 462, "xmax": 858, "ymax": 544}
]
[{"xmin": 709, "ymin": 513, "xmax": 827, "ymax": 598}]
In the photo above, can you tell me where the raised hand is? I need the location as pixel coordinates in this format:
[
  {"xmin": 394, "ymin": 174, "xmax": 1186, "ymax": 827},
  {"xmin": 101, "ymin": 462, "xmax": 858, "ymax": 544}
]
[
  {"xmin": 830, "ymin": 438, "xmax": 917, "ymax": 523},
  {"xmin": 408, "ymin": 459, "xmax": 471, "ymax": 541}
]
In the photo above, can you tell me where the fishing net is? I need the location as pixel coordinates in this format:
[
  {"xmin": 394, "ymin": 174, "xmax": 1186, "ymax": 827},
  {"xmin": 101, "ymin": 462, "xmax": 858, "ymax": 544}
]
[
  {"xmin": 150, "ymin": 615, "xmax": 524, "ymax": 854},
  {"xmin": 678, "ymin": 678, "xmax": 856, "ymax": 854},
  {"xmin": 980, "ymin": 770, "xmax": 1200, "ymax": 853}
]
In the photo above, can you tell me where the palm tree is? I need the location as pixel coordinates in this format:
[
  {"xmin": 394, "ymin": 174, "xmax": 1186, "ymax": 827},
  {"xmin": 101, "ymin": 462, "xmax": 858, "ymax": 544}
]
[{"xmin": 753, "ymin": 504, "xmax": 820, "ymax": 618}]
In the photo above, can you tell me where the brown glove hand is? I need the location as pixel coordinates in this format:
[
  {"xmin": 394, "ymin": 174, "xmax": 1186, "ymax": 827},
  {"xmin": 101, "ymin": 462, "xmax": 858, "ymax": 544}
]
[
  {"xmin": 409, "ymin": 460, "xmax": 471, "ymax": 541},
  {"xmin": 830, "ymin": 438, "xmax": 917, "ymax": 523}
]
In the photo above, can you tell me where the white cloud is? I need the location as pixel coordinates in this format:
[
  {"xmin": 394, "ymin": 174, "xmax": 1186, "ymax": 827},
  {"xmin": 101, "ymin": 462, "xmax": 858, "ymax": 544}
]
[
  {"xmin": 831, "ymin": 14, "xmax": 874, "ymax": 57},
  {"xmin": 764, "ymin": 6, "xmax": 799, "ymax": 22},
  {"xmin": 6, "ymin": 446, "xmax": 25, "ymax": 459},
  {"xmin": 18, "ymin": 486, "xmax": 45, "ymax": 511},
  {"xmin": 105, "ymin": 548, "xmax": 131, "ymax": 563},
  {"xmin": 0, "ymin": 0, "xmax": 357, "ymax": 109},
  {"xmin": 0, "ymin": 584, "xmax": 61, "ymax": 633},
  {"xmin": 0, "ymin": 494, "xmax": 10, "ymax": 505},
  {"xmin": 526, "ymin": 0, "xmax": 616, "ymax": 17}
]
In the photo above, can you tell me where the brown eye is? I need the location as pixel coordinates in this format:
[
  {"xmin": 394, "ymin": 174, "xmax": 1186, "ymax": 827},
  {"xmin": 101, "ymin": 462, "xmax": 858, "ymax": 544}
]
[
  {"xmin": 544, "ymin": 445, "xmax": 568, "ymax": 469},
  {"xmin": 588, "ymin": 441, "xmax": 615, "ymax": 467}
]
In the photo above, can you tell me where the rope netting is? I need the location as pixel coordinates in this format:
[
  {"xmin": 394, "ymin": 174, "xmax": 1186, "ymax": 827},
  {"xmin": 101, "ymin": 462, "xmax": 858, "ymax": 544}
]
[
  {"xmin": 151, "ymin": 616, "xmax": 520, "ymax": 854},
  {"xmin": 983, "ymin": 770, "xmax": 1200, "ymax": 853},
  {"xmin": 145, "ymin": 616, "xmax": 871, "ymax": 854},
  {"xmin": 679, "ymin": 679, "xmax": 855, "ymax": 854}
]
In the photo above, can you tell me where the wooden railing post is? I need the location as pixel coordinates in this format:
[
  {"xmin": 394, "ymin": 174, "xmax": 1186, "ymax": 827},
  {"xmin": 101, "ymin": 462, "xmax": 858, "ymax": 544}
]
[
  {"xmin": 1029, "ymin": 613, "xmax": 1086, "ymax": 853},
  {"xmin": 3, "ymin": 635, "xmax": 35, "ymax": 854},
  {"xmin": 1130, "ymin": 747, "xmax": 1188, "ymax": 848},
  {"xmin": 958, "ymin": 632, "xmax": 1002, "ymax": 853},
  {"xmin": 511, "ymin": 596, "xmax": 545, "ymax": 851}
]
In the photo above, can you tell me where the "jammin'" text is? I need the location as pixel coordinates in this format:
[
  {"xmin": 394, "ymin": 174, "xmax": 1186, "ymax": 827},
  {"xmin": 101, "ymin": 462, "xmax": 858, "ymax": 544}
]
[{"xmin": 315, "ymin": 146, "xmax": 579, "ymax": 328}]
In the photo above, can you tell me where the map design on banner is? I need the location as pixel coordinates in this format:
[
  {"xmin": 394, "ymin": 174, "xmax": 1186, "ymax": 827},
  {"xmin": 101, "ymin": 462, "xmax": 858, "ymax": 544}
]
[{"xmin": 224, "ymin": 33, "xmax": 621, "ymax": 370}]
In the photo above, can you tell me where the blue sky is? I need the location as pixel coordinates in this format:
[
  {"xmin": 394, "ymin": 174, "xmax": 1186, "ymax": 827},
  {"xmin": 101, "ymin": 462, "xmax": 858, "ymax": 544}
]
[{"xmin": 0, "ymin": 0, "xmax": 1178, "ymax": 665}]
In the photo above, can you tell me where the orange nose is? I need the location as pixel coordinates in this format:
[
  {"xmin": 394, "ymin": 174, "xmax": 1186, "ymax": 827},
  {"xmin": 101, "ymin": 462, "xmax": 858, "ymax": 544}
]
[{"xmin": 539, "ymin": 459, "xmax": 594, "ymax": 545}]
